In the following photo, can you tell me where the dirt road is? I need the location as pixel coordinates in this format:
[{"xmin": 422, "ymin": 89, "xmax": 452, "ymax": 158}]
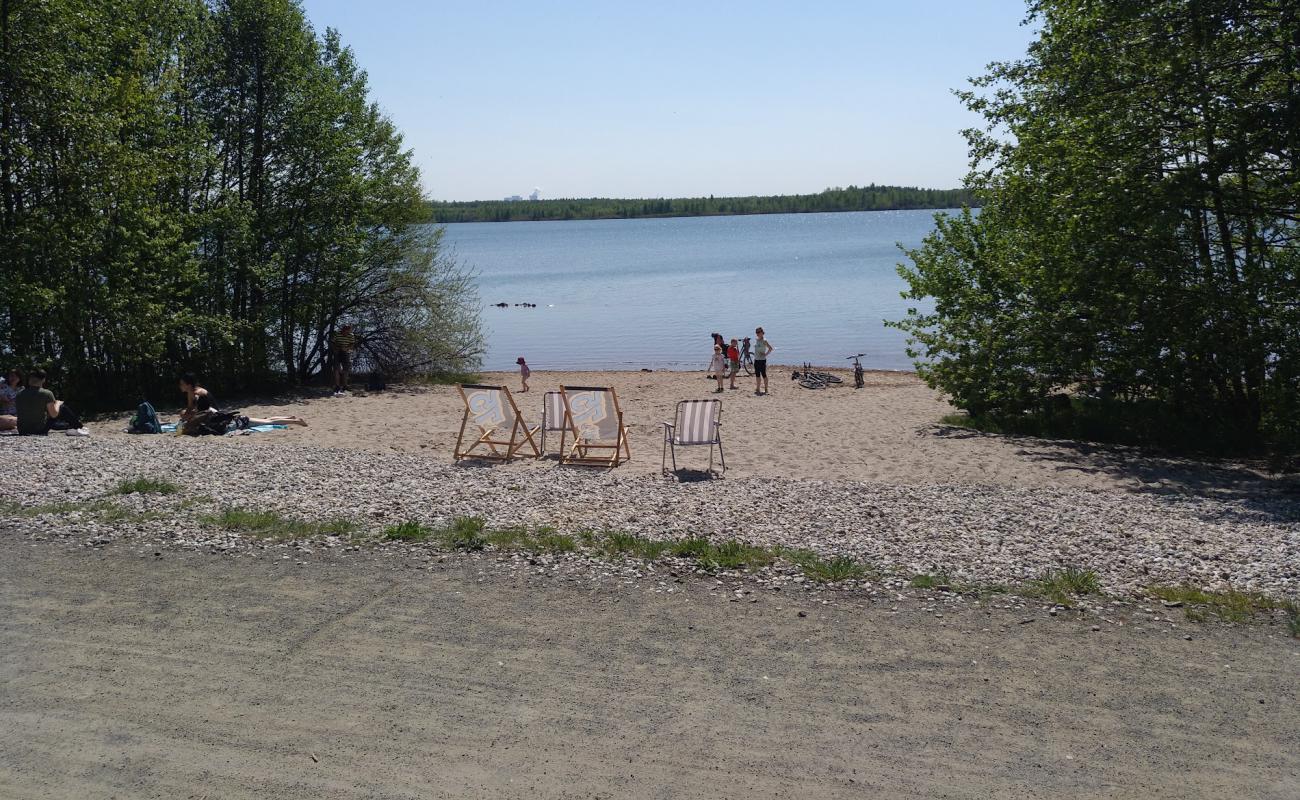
[{"xmin": 2, "ymin": 538, "xmax": 1297, "ymax": 799}]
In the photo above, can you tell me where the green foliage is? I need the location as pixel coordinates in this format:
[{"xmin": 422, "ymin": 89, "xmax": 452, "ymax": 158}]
[
  {"xmin": 0, "ymin": 0, "xmax": 482, "ymax": 409},
  {"xmin": 891, "ymin": 1, "xmax": 1300, "ymax": 457},
  {"xmin": 427, "ymin": 185, "xmax": 975, "ymax": 223},
  {"xmin": 113, "ymin": 478, "xmax": 181, "ymax": 496},
  {"xmin": 205, "ymin": 508, "xmax": 358, "ymax": 540}
]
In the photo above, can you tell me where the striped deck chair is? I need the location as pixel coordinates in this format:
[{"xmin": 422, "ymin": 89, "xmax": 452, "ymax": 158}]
[
  {"xmin": 453, "ymin": 384, "xmax": 541, "ymax": 462},
  {"xmin": 558, "ymin": 386, "xmax": 631, "ymax": 467},
  {"xmin": 662, "ymin": 399, "xmax": 725, "ymax": 475},
  {"xmin": 540, "ymin": 391, "xmax": 567, "ymax": 456}
]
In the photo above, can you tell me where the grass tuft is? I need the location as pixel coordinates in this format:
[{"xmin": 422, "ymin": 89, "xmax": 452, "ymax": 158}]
[
  {"xmin": 383, "ymin": 520, "xmax": 434, "ymax": 541},
  {"xmin": 801, "ymin": 555, "xmax": 868, "ymax": 583},
  {"xmin": 910, "ymin": 573, "xmax": 951, "ymax": 590},
  {"xmin": 440, "ymin": 516, "xmax": 487, "ymax": 551},
  {"xmin": 113, "ymin": 477, "xmax": 181, "ymax": 496},
  {"xmin": 205, "ymin": 508, "xmax": 358, "ymax": 541},
  {"xmin": 1149, "ymin": 584, "xmax": 1294, "ymax": 625},
  {"xmin": 534, "ymin": 531, "xmax": 577, "ymax": 554},
  {"xmin": 1022, "ymin": 567, "xmax": 1100, "ymax": 606},
  {"xmin": 669, "ymin": 537, "xmax": 712, "ymax": 559},
  {"xmin": 698, "ymin": 539, "xmax": 774, "ymax": 572}
]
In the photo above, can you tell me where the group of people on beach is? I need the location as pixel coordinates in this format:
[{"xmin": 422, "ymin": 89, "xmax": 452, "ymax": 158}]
[
  {"xmin": 709, "ymin": 327, "xmax": 773, "ymax": 396},
  {"xmin": 0, "ymin": 368, "xmax": 307, "ymax": 438},
  {"xmin": 0, "ymin": 368, "xmax": 88, "ymax": 436}
]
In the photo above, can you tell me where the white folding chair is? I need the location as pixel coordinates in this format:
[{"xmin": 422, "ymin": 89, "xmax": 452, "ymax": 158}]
[{"xmin": 662, "ymin": 399, "xmax": 724, "ymax": 475}]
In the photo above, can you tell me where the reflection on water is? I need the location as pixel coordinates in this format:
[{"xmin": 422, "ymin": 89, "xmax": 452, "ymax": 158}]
[{"xmin": 440, "ymin": 209, "xmax": 948, "ymax": 372}]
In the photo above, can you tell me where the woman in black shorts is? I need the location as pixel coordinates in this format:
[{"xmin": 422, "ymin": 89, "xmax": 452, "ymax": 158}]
[{"xmin": 752, "ymin": 326, "xmax": 773, "ymax": 395}]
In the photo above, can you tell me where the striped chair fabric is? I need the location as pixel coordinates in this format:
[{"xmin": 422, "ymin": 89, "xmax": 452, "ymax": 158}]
[
  {"xmin": 541, "ymin": 390, "xmax": 567, "ymax": 454},
  {"xmin": 662, "ymin": 399, "xmax": 725, "ymax": 475}
]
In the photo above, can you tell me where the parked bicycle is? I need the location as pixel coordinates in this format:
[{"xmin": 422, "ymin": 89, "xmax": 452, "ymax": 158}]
[
  {"xmin": 738, "ymin": 337, "xmax": 754, "ymax": 377},
  {"xmin": 791, "ymin": 362, "xmax": 844, "ymax": 390},
  {"xmin": 847, "ymin": 353, "xmax": 865, "ymax": 389}
]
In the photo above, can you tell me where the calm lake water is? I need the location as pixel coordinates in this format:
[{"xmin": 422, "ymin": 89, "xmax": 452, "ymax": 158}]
[{"xmin": 441, "ymin": 209, "xmax": 949, "ymax": 372}]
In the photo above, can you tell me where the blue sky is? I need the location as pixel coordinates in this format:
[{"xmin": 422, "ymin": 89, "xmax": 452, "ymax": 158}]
[{"xmin": 299, "ymin": 1, "xmax": 1037, "ymax": 201}]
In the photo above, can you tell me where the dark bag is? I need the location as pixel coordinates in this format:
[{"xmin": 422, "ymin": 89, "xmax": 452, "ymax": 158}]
[
  {"xmin": 128, "ymin": 401, "xmax": 161, "ymax": 434},
  {"xmin": 193, "ymin": 411, "xmax": 238, "ymax": 436}
]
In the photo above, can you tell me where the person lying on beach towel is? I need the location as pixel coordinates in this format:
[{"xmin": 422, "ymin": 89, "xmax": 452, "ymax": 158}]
[{"xmin": 180, "ymin": 396, "xmax": 307, "ymax": 436}]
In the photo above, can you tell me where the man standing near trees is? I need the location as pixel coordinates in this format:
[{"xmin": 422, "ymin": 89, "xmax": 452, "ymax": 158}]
[{"xmin": 331, "ymin": 324, "xmax": 357, "ymax": 397}]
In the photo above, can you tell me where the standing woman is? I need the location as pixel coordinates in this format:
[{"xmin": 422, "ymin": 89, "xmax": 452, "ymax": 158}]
[{"xmin": 753, "ymin": 326, "xmax": 773, "ymax": 396}]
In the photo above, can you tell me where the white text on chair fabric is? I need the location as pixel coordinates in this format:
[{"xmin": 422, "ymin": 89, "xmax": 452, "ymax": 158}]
[
  {"xmin": 567, "ymin": 391, "xmax": 613, "ymax": 436},
  {"xmin": 466, "ymin": 388, "xmax": 510, "ymax": 429}
]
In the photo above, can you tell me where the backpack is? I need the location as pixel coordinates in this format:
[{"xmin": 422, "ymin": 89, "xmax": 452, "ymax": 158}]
[{"xmin": 128, "ymin": 401, "xmax": 161, "ymax": 434}]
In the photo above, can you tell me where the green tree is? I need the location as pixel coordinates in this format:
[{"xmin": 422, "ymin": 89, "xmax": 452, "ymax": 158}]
[
  {"xmin": 0, "ymin": 0, "xmax": 482, "ymax": 407},
  {"xmin": 893, "ymin": 0, "xmax": 1300, "ymax": 455}
]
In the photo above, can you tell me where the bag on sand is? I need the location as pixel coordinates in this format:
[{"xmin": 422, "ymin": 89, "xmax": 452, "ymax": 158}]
[
  {"xmin": 192, "ymin": 411, "xmax": 238, "ymax": 436},
  {"xmin": 128, "ymin": 401, "xmax": 161, "ymax": 434}
]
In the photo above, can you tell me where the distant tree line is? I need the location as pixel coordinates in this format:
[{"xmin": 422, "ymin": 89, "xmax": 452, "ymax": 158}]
[
  {"xmin": 892, "ymin": 0, "xmax": 1299, "ymax": 460},
  {"xmin": 0, "ymin": 0, "xmax": 482, "ymax": 410},
  {"xmin": 427, "ymin": 185, "xmax": 976, "ymax": 223}
]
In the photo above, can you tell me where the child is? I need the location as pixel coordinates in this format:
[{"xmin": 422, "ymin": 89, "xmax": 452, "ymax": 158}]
[
  {"xmin": 708, "ymin": 345, "xmax": 726, "ymax": 393},
  {"xmin": 516, "ymin": 357, "xmax": 531, "ymax": 393},
  {"xmin": 727, "ymin": 338, "xmax": 740, "ymax": 389}
]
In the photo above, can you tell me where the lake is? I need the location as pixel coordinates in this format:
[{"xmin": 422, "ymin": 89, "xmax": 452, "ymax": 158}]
[{"xmin": 440, "ymin": 209, "xmax": 949, "ymax": 372}]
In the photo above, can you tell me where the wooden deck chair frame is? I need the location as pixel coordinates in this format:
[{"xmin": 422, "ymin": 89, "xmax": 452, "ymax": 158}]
[
  {"xmin": 453, "ymin": 384, "xmax": 541, "ymax": 462},
  {"xmin": 540, "ymin": 390, "xmax": 567, "ymax": 456},
  {"xmin": 662, "ymin": 399, "xmax": 725, "ymax": 475},
  {"xmin": 558, "ymin": 385, "xmax": 631, "ymax": 467}
]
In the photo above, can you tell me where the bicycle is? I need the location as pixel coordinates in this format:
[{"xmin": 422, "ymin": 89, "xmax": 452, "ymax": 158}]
[
  {"xmin": 847, "ymin": 353, "xmax": 865, "ymax": 389},
  {"xmin": 791, "ymin": 362, "xmax": 844, "ymax": 390},
  {"xmin": 738, "ymin": 337, "xmax": 754, "ymax": 377}
]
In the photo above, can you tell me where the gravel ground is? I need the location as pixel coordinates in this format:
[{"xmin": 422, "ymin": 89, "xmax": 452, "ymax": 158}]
[{"xmin": 3, "ymin": 436, "xmax": 1298, "ymax": 599}]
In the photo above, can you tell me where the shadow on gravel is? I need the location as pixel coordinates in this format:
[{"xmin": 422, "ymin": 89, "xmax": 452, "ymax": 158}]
[
  {"xmin": 927, "ymin": 423, "xmax": 1299, "ymax": 511},
  {"xmin": 666, "ymin": 469, "xmax": 722, "ymax": 483}
]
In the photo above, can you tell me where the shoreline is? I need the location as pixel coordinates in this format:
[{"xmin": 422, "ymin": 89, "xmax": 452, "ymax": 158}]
[{"xmin": 433, "ymin": 205, "xmax": 974, "ymax": 225}]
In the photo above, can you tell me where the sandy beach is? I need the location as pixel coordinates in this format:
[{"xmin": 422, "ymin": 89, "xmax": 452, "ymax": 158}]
[{"xmin": 89, "ymin": 367, "xmax": 1289, "ymax": 495}]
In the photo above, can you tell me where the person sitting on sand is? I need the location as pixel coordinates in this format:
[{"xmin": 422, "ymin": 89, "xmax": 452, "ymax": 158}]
[
  {"xmin": 709, "ymin": 345, "xmax": 727, "ymax": 394},
  {"xmin": 0, "ymin": 368, "xmax": 21, "ymax": 431},
  {"xmin": 516, "ymin": 356, "xmax": 531, "ymax": 393},
  {"xmin": 181, "ymin": 396, "xmax": 307, "ymax": 436},
  {"xmin": 16, "ymin": 369, "xmax": 88, "ymax": 436},
  {"xmin": 178, "ymin": 373, "xmax": 209, "ymax": 422}
]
